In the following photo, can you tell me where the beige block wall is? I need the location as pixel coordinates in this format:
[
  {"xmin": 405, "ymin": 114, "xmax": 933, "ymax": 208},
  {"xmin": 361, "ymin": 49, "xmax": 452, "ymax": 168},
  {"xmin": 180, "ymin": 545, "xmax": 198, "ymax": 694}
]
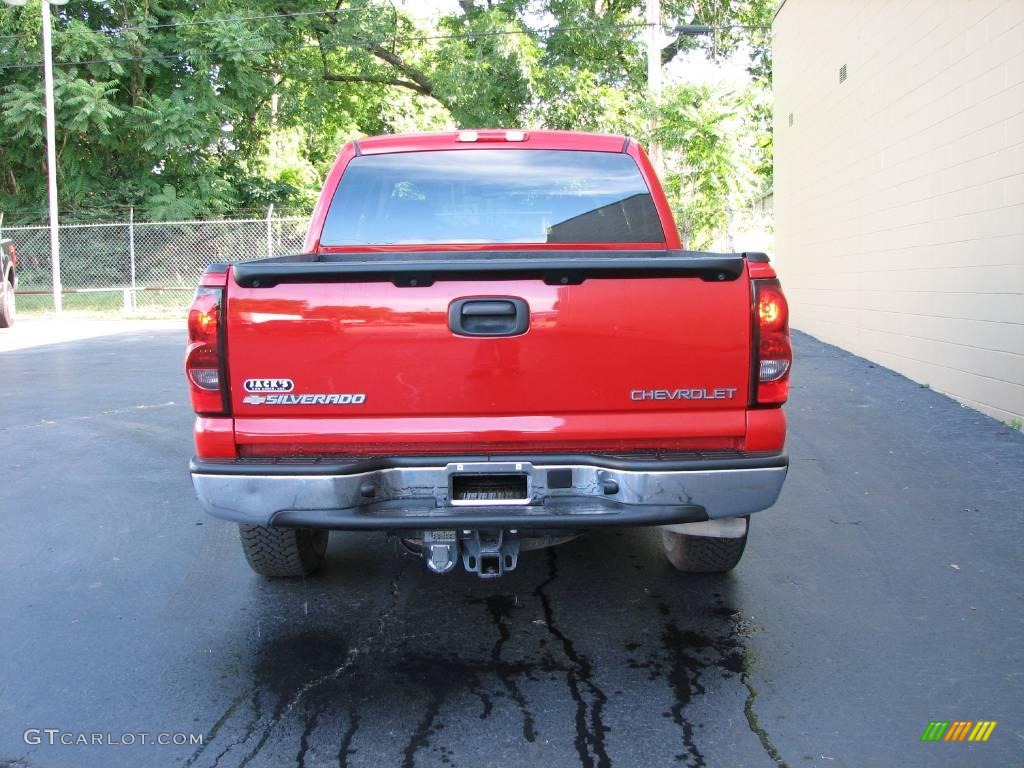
[{"xmin": 774, "ymin": 0, "xmax": 1024, "ymax": 423}]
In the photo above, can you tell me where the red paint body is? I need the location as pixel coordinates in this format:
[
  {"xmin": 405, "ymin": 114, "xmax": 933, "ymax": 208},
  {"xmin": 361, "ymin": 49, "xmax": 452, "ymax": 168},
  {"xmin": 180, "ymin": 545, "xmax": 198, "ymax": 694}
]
[{"xmin": 190, "ymin": 130, "xmax": 788, "ymax": 458}]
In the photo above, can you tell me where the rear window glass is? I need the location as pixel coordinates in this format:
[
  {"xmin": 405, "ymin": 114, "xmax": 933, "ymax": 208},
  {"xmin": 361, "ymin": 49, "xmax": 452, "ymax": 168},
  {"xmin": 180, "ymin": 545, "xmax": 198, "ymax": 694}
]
[{"xmin": 320, "ymin": 149, "xmax": 664, "ymax": 246}]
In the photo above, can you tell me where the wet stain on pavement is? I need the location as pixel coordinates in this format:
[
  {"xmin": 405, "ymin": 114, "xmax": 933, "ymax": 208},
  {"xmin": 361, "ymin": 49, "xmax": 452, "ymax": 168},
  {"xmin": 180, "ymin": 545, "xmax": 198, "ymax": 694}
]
[
  {"xmin": 181, "ymin": 538, "xmax": 787, "ymax": 768},
  {"xmin": 535, "ymin": 549, "xmax": 612, "ymax": 768},
  {"xmin": 472, "ymin": 593, "xmax": 537, "ymax": 741}
]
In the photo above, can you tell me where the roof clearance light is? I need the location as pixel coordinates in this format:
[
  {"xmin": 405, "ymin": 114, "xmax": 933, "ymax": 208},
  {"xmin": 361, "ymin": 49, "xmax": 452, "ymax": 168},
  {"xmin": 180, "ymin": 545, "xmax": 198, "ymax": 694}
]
[
  {"xmin": 505, "ymin": 130, "xmax": 527, "ymax": 142},
  {"xmin": 457, "ymin": 130, "xmax": 479, "ymax": 142}
]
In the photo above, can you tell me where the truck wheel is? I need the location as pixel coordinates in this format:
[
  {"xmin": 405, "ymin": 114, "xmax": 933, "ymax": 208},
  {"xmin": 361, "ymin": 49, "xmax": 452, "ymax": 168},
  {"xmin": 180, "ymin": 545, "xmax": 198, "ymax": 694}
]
[
  {"xmin": 238, "ymin": 524, "xmax": 328, "ymax": 577},
  {"xmin": 661, "ymin": 519, "xmax": 748, "ymax": 573},
  {"xmin": 0, "ymin": 278, "xmax": 13, "ymax": 328}
]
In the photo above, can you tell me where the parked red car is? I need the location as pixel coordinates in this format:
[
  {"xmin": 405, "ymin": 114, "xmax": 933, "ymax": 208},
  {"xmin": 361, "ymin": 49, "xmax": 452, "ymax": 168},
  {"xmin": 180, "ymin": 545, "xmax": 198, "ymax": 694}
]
[{"xmin": 187, "ymin": 130, "xmax": 791, "ymax": 579}]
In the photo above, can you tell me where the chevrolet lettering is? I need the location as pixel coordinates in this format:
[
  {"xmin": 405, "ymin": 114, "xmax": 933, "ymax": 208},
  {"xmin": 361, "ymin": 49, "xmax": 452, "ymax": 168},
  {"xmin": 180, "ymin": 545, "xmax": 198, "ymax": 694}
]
[{"xmin": 630, "ymin": 388, "xmax": 738, "ymax": 401}]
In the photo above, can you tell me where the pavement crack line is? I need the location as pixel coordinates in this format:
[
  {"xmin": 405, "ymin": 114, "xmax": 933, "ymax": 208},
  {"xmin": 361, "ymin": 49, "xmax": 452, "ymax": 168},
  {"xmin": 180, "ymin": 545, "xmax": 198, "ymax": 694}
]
[
  {"xmin": 296, "ymin": 697, "xmax": 329, "ymax": 768},
  {"xmin": 209, "ymin": 689, "xmax": 265, "ymax": 768},
  {"xmin": 401, "ymin": 692, "xmax": 445, "ymax": 768},
  {"xmin": 183, "ymin": 688, "xmax": 254, "ymax": 767},
  {"xmin": 483, "ymin": 595, "xmax": 537, "ymax": 742},
  {"xmin": 722, "ymin": 601, "xmax": 789, "ymax": 768},
  {"xmin": 336, "ymin": 708, "xmax": 361, "ymax": 768},
  {"xmin": 534, "ymin": 548, "xmax": 611, "ymax": 768},
  {"xmin": 285, "ymin": 561, "xmax": 408, "ymax": 719},
  {"xmin": 741, "ymin": 669, "xmax": 789, "ymax": 768},
  {"xmin": 660, "ymin": 617, "xmax": 708, "ymax": 768},
  {"xmin": 221, "ymin": 562, "xmax": 409, "ymax": 768},
  {"xmin": 654, "ymin": 593, "xmax": 789, "ymax": 768}
]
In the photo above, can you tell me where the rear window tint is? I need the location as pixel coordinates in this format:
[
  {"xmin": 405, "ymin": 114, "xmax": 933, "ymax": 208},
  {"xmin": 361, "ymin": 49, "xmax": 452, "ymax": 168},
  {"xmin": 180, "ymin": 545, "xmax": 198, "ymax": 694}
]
[{"xmin": 320, "ymin": 149, "xmax": 664, "ymax": 246}]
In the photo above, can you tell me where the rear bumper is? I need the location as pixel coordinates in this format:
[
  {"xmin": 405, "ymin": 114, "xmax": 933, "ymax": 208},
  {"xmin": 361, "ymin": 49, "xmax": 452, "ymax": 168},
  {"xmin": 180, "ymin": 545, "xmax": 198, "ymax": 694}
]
[{"xmin": 190, "ymin": 453, "xmax": 788, "ymax": 531}]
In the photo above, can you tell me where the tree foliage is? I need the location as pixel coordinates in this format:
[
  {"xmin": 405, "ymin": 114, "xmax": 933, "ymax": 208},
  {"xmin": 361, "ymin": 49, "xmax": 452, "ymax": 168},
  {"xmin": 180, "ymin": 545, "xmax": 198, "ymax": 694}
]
[
  {"xmin": 657, "ymin": 83, "xmax": 754, "ymax": 249},
  {"xmin": 0, "ymin": 0, "xmax": 773, "ymax": 241}
]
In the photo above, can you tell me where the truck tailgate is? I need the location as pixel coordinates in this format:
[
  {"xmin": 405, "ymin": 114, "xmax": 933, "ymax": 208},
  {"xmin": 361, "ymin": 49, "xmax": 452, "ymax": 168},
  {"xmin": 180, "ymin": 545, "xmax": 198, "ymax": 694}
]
[{"xmin": 225, "ymin": 257, "xmax": 751, "ymax": 454}]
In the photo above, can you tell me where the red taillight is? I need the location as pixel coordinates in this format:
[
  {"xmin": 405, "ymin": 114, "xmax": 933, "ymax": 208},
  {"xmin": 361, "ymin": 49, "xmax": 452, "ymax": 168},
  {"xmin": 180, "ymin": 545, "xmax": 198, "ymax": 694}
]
[
  {"xmin": 186, "ymin": 287, "xmax": 227, "ymax": 415},
  {"xmin": 753, "ymin": 279, "xmax": 792, "ymax": 405}
]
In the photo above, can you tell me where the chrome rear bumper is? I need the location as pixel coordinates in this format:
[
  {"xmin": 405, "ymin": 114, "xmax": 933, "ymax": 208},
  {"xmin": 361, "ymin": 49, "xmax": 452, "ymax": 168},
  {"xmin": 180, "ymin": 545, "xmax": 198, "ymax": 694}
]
[{"xmin": 190, "ymin": 453, "xmax": 787, "ymax": 531}]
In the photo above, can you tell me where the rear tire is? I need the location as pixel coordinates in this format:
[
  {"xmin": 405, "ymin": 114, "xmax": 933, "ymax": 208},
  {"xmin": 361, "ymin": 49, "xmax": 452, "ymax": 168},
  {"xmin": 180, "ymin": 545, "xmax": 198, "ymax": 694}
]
[
  {"xmin": 238, "ymin": 524, "xmax": 328, "ymax": 577},
  {"xmin": 0, "ymin": 278, "xmax": 14, "ymax": 328},
  {"xmin": 661, "ymin": 518, "xmax": 748, "ymax": 573}
]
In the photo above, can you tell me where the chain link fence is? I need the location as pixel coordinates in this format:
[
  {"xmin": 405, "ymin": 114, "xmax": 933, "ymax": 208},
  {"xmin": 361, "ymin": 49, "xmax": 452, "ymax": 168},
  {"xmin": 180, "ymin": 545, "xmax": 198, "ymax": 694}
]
[
  {"xmin": 677, "ymin": 207, "xmax": 774, "ymax": 256},
  {"xmin": 2, "ymin": 214, "xmax": 309, "ymax": 315},
  {"xmin": 3, "ymin": 208, "xmax": 774, "ymax": 316},
  {"xmin": 718, "ymin": 207, "xmax": 774, "ymax": 257}
]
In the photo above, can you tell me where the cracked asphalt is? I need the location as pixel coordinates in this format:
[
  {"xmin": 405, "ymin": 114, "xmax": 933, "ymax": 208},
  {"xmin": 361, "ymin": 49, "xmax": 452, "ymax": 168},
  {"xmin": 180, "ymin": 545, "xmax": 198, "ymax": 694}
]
[{"xmin": 1, "ymin": 326, "xmax": 1022, "ymax": 768}]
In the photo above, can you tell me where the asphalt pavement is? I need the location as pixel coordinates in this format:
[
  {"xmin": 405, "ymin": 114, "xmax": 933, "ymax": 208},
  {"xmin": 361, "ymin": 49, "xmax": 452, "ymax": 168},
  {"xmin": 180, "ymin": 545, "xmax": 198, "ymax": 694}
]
[{"xmin": 0, "ymin": 325, "xmax": 1021, "ymax": 768}]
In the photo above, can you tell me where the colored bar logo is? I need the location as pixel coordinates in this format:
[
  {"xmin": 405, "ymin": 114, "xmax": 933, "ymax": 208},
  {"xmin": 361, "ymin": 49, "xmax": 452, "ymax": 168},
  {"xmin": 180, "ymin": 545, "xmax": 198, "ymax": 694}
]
[{"xmin": 921, "ymin": 721, "xmax": 997, "ymax": 742}]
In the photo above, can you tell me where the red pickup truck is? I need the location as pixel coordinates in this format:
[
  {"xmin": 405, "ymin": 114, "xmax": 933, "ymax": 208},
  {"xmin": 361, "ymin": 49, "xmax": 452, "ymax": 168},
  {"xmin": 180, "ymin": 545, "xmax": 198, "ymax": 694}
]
[{"xmin": 187, "ymin": 130, "xmax": 790, "ymax": 579}]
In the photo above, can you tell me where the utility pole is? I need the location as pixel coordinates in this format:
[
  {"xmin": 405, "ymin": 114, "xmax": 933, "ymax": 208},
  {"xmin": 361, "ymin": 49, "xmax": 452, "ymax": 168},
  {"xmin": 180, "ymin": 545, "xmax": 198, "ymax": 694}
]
[
  {"xmin": 41, "ymin": 0, "xmax": 62, "ymax": 315},
  {"xmin": 645, "ymin": 0, "xmax": 662, "ymax": 176},
  {"xmin": 646, "ymin": 11, "xmax": 712, "ymax": 179},
  {"xmin": 4, "ymin": 0, "xmax": 67, "ymax": 315}
]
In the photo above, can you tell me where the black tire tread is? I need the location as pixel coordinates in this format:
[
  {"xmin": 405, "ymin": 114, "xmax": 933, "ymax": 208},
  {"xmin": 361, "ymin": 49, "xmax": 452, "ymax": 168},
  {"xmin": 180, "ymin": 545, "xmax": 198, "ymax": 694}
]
[
  {"xmin": 238, "ymin": 524, "xmax": 327, "ymax": 578},
  {"xmin": 661, "ymin": 526, "xmax": 747, "ymax": 573}
]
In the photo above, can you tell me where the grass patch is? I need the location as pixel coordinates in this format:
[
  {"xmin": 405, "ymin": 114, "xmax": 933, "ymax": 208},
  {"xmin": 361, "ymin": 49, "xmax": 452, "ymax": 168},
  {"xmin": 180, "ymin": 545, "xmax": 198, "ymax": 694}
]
[{"xmin": 16, "ymin": 289, "xmax": 191, "ymax": 319}]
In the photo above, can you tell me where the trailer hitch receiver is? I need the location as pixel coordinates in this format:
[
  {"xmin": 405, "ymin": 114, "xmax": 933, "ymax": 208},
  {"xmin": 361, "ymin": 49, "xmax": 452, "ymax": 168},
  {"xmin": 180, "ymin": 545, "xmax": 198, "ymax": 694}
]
[{"xmin": 462, "ymin": 530, "xmax": 520, "ymax": 579}]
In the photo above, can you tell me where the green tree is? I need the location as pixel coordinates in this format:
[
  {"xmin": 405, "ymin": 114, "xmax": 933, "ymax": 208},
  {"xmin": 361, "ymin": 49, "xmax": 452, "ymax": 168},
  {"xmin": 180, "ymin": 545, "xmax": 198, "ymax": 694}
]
[
  {"xmin": 0, "ymin": 0, "xmax": 773, "ymax": 243},
  {"xmin": 655, "ymin": 83, "xmax": 758, "ymax": 249}
]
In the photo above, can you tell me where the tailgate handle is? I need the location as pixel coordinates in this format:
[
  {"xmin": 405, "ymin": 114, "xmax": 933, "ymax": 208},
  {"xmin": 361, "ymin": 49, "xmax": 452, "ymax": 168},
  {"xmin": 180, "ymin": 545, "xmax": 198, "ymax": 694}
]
[
  {"xmin": 449, "ymin": 297, "xmax": 529, "ymax": 337},
  {"xmin": 461, "ymin": 301, "xmax": 516, "ymax": 317}
]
